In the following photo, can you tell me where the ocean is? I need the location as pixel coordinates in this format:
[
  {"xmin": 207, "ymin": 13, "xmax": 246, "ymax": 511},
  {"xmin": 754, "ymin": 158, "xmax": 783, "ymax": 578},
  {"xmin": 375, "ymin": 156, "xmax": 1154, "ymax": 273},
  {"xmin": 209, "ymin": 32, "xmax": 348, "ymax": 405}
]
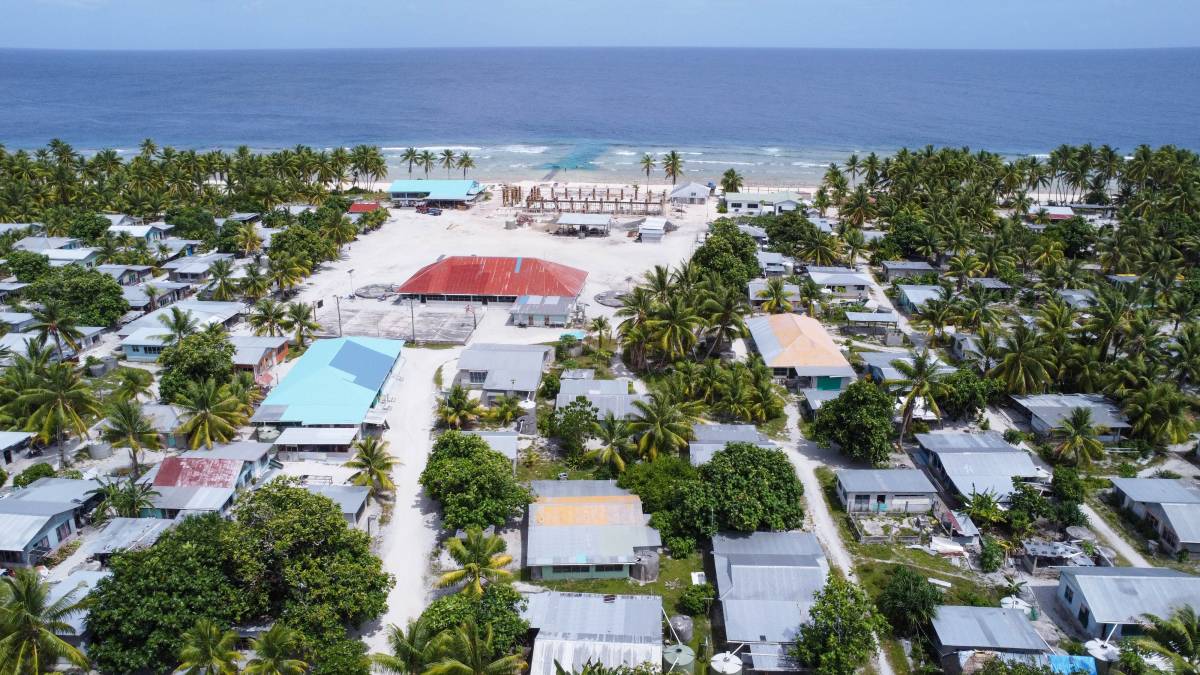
[{"xmin": 2, "ymin": 47, "xmax": 1198, "ymax": 185}]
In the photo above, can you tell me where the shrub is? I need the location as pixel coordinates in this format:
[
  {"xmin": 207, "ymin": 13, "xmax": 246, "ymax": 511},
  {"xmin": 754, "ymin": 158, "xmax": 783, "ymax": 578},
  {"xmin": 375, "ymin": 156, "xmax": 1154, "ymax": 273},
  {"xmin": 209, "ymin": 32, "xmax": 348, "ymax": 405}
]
[
  {"xmin": 1002, "ymin": 429, "xmax": 1026, "ymax": 445},
  {"xmin": 13, "ymin": 462, "xmax": 56, "ymax": 488},
  {"xmin": 979, "ymin": 536, "xmax": 1004, "ymax": 573},
  {"xmin": 678, "ymin": 583, "xmax": 715, "ymax": 616}
]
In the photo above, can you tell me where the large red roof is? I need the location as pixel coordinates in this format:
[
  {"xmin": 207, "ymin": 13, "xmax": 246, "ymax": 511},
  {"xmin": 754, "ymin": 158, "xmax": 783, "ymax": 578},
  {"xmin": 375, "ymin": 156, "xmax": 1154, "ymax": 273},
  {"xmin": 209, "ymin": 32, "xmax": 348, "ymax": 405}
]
[
  {"xmin": 153, "ymin": 456, "xmax": 242, "ymax": 488},
  {"xmin": 398, "ymin": 256, "xmax": 588, "ymax": 298},
  {"xmin": 347, "ymin": 202, "xmax": 382, "ymax": 213}
]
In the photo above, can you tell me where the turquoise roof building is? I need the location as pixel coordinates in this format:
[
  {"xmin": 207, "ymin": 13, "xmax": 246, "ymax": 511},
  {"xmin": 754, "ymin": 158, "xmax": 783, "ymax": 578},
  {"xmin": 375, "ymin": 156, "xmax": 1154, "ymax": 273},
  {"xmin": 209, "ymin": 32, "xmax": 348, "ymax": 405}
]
[
  {"xmin": 251, "ymin": 337, "xmax": 403, "ymax": 427},
  {"xmin": 386, "ymin": 179, "xmax": 483, "ymax": 205}
]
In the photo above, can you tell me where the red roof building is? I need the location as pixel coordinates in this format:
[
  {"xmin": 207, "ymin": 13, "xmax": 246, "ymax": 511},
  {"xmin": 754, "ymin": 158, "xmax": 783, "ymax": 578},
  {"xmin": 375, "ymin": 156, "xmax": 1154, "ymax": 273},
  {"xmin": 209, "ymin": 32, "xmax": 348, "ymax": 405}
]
[
  {"xmin": 397, "ymin": 256, "xmax": 588, "ymax": 301},
  {"xmin": 153, "ymin": 456, "xmax": 243, "ymax": 488},
  {"xmin": 347, "ymin": 202, "xmax": 383, "ymax": 214}
]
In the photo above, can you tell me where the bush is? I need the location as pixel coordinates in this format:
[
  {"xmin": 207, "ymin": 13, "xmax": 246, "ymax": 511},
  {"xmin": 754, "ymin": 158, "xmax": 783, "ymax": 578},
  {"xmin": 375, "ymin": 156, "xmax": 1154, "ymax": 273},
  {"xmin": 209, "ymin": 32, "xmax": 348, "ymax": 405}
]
[
  {"xmin": 0, "ymin": 468, "xmax": 7, "ymax": 488},
  {"xmin": 157, "ymin": 330, "xmax": 235, "ymax": 403},
  {"xmin": 420, "ymin": 431, "xmax": 533, "ymax": 530},
  {"xmin": 979, "ymin": 536, "xmax": 1004, "ymax": 573},
  {"xmin": 13, "ymin": 462, "xmax": 55, "ymax": 488},
  {"xmin": 678, "ymin": 583, "xmax": 715, "ymax": 616},
  {"xmin": 1002, "ymin": 429, "xmax": 1026, "ymax": 445},
  {"xmin": 812, "ymin": 380, "xmax": 895, "ymax": 465}
]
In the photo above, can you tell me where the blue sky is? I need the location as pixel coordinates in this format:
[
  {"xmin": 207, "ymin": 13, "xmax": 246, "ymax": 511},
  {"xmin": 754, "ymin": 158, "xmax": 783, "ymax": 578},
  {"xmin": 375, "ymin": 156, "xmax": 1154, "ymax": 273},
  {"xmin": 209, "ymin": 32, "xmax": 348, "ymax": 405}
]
[{"xmin": 3, "ymin": 0, "xmax": 1198, "ymax": 50}]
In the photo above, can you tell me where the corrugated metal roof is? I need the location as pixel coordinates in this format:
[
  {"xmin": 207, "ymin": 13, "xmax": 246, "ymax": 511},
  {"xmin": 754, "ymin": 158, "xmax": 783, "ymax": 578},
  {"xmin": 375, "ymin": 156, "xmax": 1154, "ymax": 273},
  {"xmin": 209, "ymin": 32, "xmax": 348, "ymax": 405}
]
[
  {"xmin": 747, "ymin": 279, "xmax": 801, "ymax": 302},
  {"xmin": 254, "ymin": 337, "xmax": 402, "ymax": 426},
  {"xmin": 845, "ymin": 311, "xmax": 899, "ymax": 323},
  {"xmin": 1111, "ymin": 478, "xmax": 1200, "ymax": 505},
  {"xmin": 806, "ymin": 266, "xmax": 871, "ymax": 287},
  {"xmin": 883, "ymin": 260, "xmax": 936, "ymax": 271},
  {"xmin": 916, "ymin": 431, "xmax": 1015, "ymax": 453},
  {"xmin": 935, "ymin": 453, "xmax": 1041, "ymax": 500},
  {"xmin": 526, "ymin": 481, "xmax": 660, "ymax": 566},
  {"xmin": 79, "ymin": 517, "xmax": 176, "ymax": 558},
  {"xmin": 836, "ymin": 469, "xmax": 937, "ymax": 494},
  {"xmin": 117, "ymin": 301, "xmax": 244, "ymax": 338},
  {"xmin": 688, "ymin": 424, "xmax": 777, "ymax": 466},
  {"xmin": 149, "ymin": 485, "xmax": 234, "ymax": 512},
  {"xmin": 897, "ymin": 285, "xmax": 944, "ymax": 309},
  {"xmin": 747, "ymin": 314, "xmax": 854, "ymax": 376},
  {"xmin": 556, "ymin": 213, "xmax": 613, "ymax": 226},
  {"xmin": 510, "ymin": 295, "xmax": 576, "ymax": 316},
  {"xmin": 1058, "ymin": 567, "xmax": 1200, "ymax": 625},
  {"xmin": 304, "ymin": 484, "xmax": 370, "ymax": 516},
  {"xmin": 556, "ymin": 379, "xmax": 646, "ymax": 419},
  {"xmin": 932, "ymin": 606, "xmax": 1046, "ymax": 653},
  {"xmin": 153, "ymin": 457, "xmax": 243, "ymax": 488},
  {"xmin": 275, "ymin": 426, "xmax": 359, "ymax": 446},
  {"xmin": 1156, "ymin": 502, "xmax": 1200, "ymax": 544},
  {"xmin": 386, "ymin": 179, "xmax": 482, "ymax": 201},
  {"xmin": 0, "ymin": 431, "xmax": 33, "ymax": 450},
  {"xmin": 0, "ymin": 506, "xmax": 75, "ymax": 551},
  {"xmin": 712, "ymin": 531, "xmax": 827, "ymax": 645},
  {"xmin": 1012, "ymin": 394, "xmax": 1130, "ymax": 430},
  {"xmin": 466, "ymin": 431, "xmax": 519, "ymax": 460},
  {"xmin": 457, "ymin": 343, "xmax": 550, "ymax": 392},
  {"xmin": 180, "ymin": 441, "xmax": 273, "ymax": 463},
  {"xmin": 522, "ymin": 591, "xmax": 663, "ymax": 675},
  {"xmin": 10, "ymin": 477, "xmax": 100, "ymax": 505},
  {"xmin": 398, "ymin": 256, "xmax": 587, "ymax": 298},
  {"xmin": 46, "ymin": 570, "xmax": 109, "ymax": 635}
]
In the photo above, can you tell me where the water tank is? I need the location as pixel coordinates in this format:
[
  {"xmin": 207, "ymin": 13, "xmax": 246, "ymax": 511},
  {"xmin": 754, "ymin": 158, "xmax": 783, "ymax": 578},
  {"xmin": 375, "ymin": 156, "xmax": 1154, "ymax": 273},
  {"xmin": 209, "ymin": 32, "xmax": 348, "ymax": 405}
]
[
  {"xmin": 663, "ymin": 644, "xmax": 695, "ymax": 674},
  {"xmin": 710, "ymin": 653, "xmax": 743, "ymax": 675},
  {"xmin": 631, "ymin": 551, "xmax": 660, "ymax": 582},
  {"xmin": 257, "ymin": 427, "xmax": 281, "ymax": 442}
]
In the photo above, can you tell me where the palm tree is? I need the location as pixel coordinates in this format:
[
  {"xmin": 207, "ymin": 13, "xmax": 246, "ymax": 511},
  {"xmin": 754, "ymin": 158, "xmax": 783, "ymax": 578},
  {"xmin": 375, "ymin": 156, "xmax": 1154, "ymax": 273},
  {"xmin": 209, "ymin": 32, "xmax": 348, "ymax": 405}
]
[
  {"xmin": 488, "ymin": 395, "xmax": 522, "ymax": 426},
  {"xmin": 284, "ymin": 301, "xmax": 320, "ymax": 347},
  {"xmin": 89, "ymin": 476, "xmax": 159, "ymax": 523},
  {"xmin": 662, "ymin": 151, "xmax": 684, "ymax": 185},
  {"xmin": 423, "ymin": 620, "xmax": 525, "ymax": 675},
  {"xmin": 587, "ymin": 412, "xmax": 633, "ymax": 474},
  {"xmin": 401, "ymin": 147, "xmax": 420, "ymax": 176},
  {"xmin": 101, "ymin": 399, "xmax": 162, "ymax": 475},
  {"xmin": 418, "ymin": 150, "xmax": 436, "ymax": 177},
  {"xmin": 177, "ymin": 618, "xmax": 241, "ymax": 675},
  {"xmin": 206, "ymin": 258, "xmax": 238, "ymax": 301},
  {"xmin": 30, "ymin": 300, "xmax": 84, "ymax": 362},
  {"xmin": 176, "ymin": 379, "xmax": 246, "ymax": 449},
  {"xmin": 888, "ymin": 350, "xmax": 948, "ymax": 440},
  {"xmin": 720, "ymin": 168, "xmax": 744, "ymax": 193},
  {"xmin": 629, "ymin": 393, "xmax": 693, "ymax": 460},
  {"xmin": 1123, "ymin": 382, "xmax": 1193, "ymax": 447},
  {"xmin": 962, "ymin": 490, "xmax": 1005, "ymax": 527},
  {"xmin": 240, "ymin": 264, "xmax": 271, "ymax": 302},
  {"xmin": 347, "ymin": 435, "xmax": 397, "ymax": 498},
  {"xmin": 110, "ymin": 367, "xmax": 154, "ymax": 402},
  {"xmin": 648, "ymin": 295, "xmax": 702, "ymax": 361},
  {"xmin": 456, "ymin": 153, "xmax": 476, "ymax": 178},
  {"xmin": 439, "ymin": 385, "xmax": 482, "ymax": 429},
  {"xmin": 372, "ymin": 617, "xmax": 436, "ymax": 675},
  {"xmin": 235, "ymin": 221, "xmax": 263, "ymax": 257},
  {"xmin": 1131, "ymin": 606, "xmax": 1200, "ymax": 674},
  {"xmin": 757, "ymin": 277, "xmax": 794, "ymax": 314},
  {"xmin": 0, "ymin": 569, "xmax": 90, "ymax": 673},
  {"xmin": 244, "ymin": 624, "xmax": 308, "ymax": 675},
  {"xmin": 249, "ymin": 299, "xmax": 289, "ymax": 337},
  {"xmin": 989, "ymin": 325, "xmax": 1054, "ymax": 394},
  {"xmin": 589, "ymin": 316, "xmax": 612, "ymax": 351},
  {"xmin": 439, "ymin": 149, "xmax": 458, "ymax": 177},
  {"xmin": 19, "ymin": 363, "xmax": 101, "ymax": 465},
  {"xmin": 267, "ymin": 253, "xmax": 310, "ymax": 295},
  {"xmin": 436, "ymin": 527, "xmax": 513, "ymax": 597},
  {"xmin": 1052, "ymin": 407, "xmax": 1107, "ymax": 466},
  {"xmin": 639, "ymin": 154, "xmax": 656, "ymax": 182},
  {"xmin": 155, "ymin": 306, "xmax": 199, "ymax": 346}
]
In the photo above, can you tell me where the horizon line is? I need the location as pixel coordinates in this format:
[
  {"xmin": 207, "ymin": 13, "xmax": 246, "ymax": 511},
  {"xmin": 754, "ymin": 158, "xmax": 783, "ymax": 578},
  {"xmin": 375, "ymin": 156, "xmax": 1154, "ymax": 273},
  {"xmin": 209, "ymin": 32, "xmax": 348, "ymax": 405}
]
[{"xmin": 2, "ymin": 45, "xmax": 1199, "ymax": 53}]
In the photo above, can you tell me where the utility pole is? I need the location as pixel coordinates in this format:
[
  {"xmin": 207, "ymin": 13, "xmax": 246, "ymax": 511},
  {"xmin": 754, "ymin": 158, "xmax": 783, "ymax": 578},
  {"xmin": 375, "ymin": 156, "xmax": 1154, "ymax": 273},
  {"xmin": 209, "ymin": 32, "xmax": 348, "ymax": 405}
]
[
  {"xmin": 334, "ymin": 295, "xmax": 343, "ymax": 337},
  {"xmin": 408, "ymin": 298, "xmax": 416, "ymax": 343}
]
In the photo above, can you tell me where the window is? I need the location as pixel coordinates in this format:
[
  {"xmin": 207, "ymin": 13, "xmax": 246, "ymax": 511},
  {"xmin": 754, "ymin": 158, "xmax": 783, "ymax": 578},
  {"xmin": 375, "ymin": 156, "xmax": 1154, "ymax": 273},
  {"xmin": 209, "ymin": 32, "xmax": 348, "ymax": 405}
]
[
  {"xmin": 551, "ymin": 565, "xmax": 588, "ymax": 574},
  {"xmin": 1078, "ymin": 605, "xmax": 1090, "ymax": 627},
  {"xmin": 55, "ymin": 521, "xmax": 72, "ymax": 542},
  {"xmin": 730, "ymin": 202, "xmax": 743, "ymax": 209},
  {"xmin": 1064, "ymin": 586, "xmax": 1074, "ymax": 603},
  {"xmin": 593, "ymin": 564, "xmax": 624, "ymax": 573},
  {"xmin": 469, "ymin": 371, "xmax": 487, "ymax": 385}
]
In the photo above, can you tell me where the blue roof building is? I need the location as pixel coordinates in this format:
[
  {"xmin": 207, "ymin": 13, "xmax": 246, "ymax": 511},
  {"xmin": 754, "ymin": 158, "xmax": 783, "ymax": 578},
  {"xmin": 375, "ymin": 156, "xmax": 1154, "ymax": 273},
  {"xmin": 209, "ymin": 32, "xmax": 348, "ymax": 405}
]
[
  {"xmin": 251, "ymin": 337, "xmax": 402, "ymax": 427},
  {"xmin": 386, "ymin": 179, "xmax": 484, "ymax": 206}
]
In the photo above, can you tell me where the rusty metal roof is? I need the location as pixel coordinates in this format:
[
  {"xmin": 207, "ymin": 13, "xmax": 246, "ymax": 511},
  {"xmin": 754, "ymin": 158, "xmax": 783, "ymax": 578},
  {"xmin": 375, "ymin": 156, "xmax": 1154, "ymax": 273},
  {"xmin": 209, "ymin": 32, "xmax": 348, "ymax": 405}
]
[
  {"xmin": 152, "ymin": 456, "xmax": 242, "ymax": 488},
  {"xmin": 398, "ymin": 256, "xmax": 587, "ymax": 298}
]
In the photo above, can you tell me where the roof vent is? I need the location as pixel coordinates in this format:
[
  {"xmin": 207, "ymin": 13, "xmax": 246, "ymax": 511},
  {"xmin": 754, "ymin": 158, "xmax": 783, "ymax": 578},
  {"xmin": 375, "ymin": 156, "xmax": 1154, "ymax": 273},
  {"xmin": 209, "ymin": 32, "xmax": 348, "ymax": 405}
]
[{"xmin": 603, "ymin": 594, "xmax": 616, "ymax": 603}]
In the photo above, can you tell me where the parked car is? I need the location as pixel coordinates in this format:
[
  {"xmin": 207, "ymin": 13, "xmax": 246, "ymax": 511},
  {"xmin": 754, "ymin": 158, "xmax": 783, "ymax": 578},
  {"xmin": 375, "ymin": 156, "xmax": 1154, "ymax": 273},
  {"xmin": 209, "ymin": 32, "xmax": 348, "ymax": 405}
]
[{"xmin": 428, "ymin": 208, "xmax": 443, "ymax": 216}]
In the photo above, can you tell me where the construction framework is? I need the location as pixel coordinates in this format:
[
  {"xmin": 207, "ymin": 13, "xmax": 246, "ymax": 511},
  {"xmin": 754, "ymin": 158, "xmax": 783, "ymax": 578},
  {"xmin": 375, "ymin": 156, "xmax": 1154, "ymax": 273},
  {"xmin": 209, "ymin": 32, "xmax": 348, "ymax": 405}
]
[{"xmin": 501, "ymin": 185, "xmax": 667, "ymax": 216}]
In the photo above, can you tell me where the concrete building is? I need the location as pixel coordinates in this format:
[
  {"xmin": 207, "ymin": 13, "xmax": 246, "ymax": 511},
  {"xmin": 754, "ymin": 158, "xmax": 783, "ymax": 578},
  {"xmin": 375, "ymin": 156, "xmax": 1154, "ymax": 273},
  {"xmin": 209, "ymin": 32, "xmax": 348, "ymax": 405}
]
[
  {"xmin": 556, "ymin": 376, "xmax": 647, "ymax": 419},
  {"xmin": 525, "ymin": 480, "xmax": 660, "ymax": 581},
  {"xmin": 14, "ymin": 236, "xmax": 80, "ymax": 252},
  {"xmin": 229, "ymin": 335, "xmax": 289, "ymax": 383},
  {"xmin": 1055, "ymin": 567, "xmax": 1200, "ymax": 640},
  {"xmin": 930, "ymin": 606, "xmax": 1048, "ymax": 671},
  {"xmin": 522, "ymin": 591, "xmax": 663, "ymax": 675},
  {"xmin": 162, "ymin": 252, "xmax": 235, "ymax": 284},
  {"xmin": 746, "ymin": 314, "xmax": 855, "ymax": 390},
  {"xmin": 455, "ymin": 343, "xmax": 552, "ymax": 402},
  {"xmin": 670, "ymin": 182, "xmax": 710, "ymax": 204},
  {"xmin": 897, "ymin": 284, "xmax": 946, "ymax": 313},
  {"xmin": 397, "ymin": 256, "xmax": 587, "ymax": 305},
  {"xmin": 712, "ymin": 531, "xmax": 828, "ymax": 672},
  {"xmin": 108, "ymin": 222, "xmax": 172, "ymax": 242},
  {"xmin": 1110, "ymin": 478, "xmax": 1200, "ymax": 555},
  {"xmin": 509, "ymin": 295, "xmax": 575, "ymax": 327},
  {"xmin": 44, "ymin": 248, "xmax": 101, "ymax": 268},
  {"xmin": 0, "ymin": 478, "xmax": 102, "ymax": 567},
  {"xmin": 805, "ymin": 266, "xmax": 872, "ymax": 301},
  {"xmin": 835, "ymin": 469, "xmax": 938, "ymax": 513},
  {"xmin": 747, "ymin": 279, "xmax": 801, "ymax": 309},
  {"xmin": 756, "ymin": 250, "xmax": 795, "ymax": 277},
  {"xmin": 97, "ymin": 264, "xmax": 154, "ymax": 286},
  {"xmin": 860, "ymin": 350, "xmax": 956, "ymax": 384},
  {"xmin": 304, "ymin": 484, "xmax": 371, "ymax": 528},
  {"xmin": 724, "ymin": 192, "xmax": 804, "ymax": 216},
  {"xmin": 117, "ymin": 300, "xmax": 244, "ymax": 341}
]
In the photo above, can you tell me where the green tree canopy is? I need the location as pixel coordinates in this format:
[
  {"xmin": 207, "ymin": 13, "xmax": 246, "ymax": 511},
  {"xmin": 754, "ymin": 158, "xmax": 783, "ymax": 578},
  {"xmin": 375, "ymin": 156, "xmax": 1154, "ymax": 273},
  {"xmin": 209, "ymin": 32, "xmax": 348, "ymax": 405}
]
[
  {"xmin": 419, "ymin": 431, "xmax": 533, "ymax": 531},
  {"xmin": 811, "ymin": 380, "xmax": 895, "ymax": 465},
  {"xmin": 792, "ymin": 575, "xmax": 889, "ymax": 675},
  {"xmin": 690, "ymin": 219, "xmax": 761, "ymax": 289},
  {"xmin": 27, "ymin": 265, "xmax": 128, "ymax": 326},
  {"xmin": 157, "ymin": 329, "xmax": 235, "ymax": 403}
]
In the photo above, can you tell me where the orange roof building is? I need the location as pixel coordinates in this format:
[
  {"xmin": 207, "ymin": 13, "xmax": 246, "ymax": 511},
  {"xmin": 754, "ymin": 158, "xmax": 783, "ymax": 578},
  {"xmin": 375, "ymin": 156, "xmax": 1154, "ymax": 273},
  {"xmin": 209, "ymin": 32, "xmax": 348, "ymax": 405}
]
[
  {"xmin": 397, "ymin": 256, "xmax": 587, "ymax": 302},
  {"xmin": 747, "ymin": 314, "xmax": 855, "ymax": 390}
]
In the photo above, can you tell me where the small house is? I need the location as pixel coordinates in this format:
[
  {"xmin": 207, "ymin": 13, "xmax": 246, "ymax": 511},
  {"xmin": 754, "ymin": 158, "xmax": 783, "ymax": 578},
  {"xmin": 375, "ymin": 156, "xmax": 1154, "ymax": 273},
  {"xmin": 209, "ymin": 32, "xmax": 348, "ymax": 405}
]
[
  {"xmin": 915, "ymin": 431, "xmax": 1043, "ymax": 503},
  {"xmin": 525, "ymin": 480, "xmax": 660, "ymax": 581},
  {"xmin": 0, "ymin": 477, "xmax": 102, "ymax": 567},
  {"xmin": 0, "ymin": 311, "xmax": 36, "ymax": 333},
  {"xmin": 756, "ymin": 250, "xmax": 795, "ymax": 277},
  {"xmin": 108, "ymin": 221, "xmax": 172, "ymax": 242},
  {"xmin": 881, "ymin": 259, "xmax": 936, "ymax": 281},
  {"xmin": 522, "ymin": 591, "xmax": 663, "ymax": 675},
  {"xmin": 896, "ymin": 284, "xmax": 945, "ymax": 313},
  {"xmin": 45, "ymin": 569, "xmax": 110, "ymax": 648},
  {"xmin": 1060, "ymin": 289, "xmax": 1097, "ymax": 311},
  {"xmin": 1110, "ymin": 478, "xmax": 1200, "ymax": 555},
  {"xmin": 724, "ymin": 191, "xmax": 804, "ymax": 216},
  {"xmin": 556, "ymin": 376, "xmax": 646, "ymax": 419},
  {"xmin": 162, "ymin": 252, "xmax": 235, "ymax": 284},
  {"xmin": 273, "ymin": 427, "xmax": 359, "ymax": 455},
  {"xmin": 455, "ymin": 343, "xmax": 552, "ymax": 402},
  {"xmin": 304, "ymin": 484, "xmax": 371, "ymax": 528},
  {"xmin": 670, "ymin": 182, "xmax": 710, "ymax": 204},
  {"xmin": 860, "ymin": 350, "xmax": 956, "ymax": 384},
  {"xmin": 14, "ymin": 236, "xmax": 80, "ymax": 252},
  {"xmin": 79, "ymin": 517, "xmax": 176, "ymax": 566},
  {"xmin": 746, "ymin": 314, "xmax": 855, "ymax": 390},
  {"xmin": 1011, "ymin": 394, "xmax": 1129, "ymax": 442},
  {"xmin": 229, "ymin": 335, "xmax": 289, "ymax": 382},
  {"xmin": 835, "ymin": 469, "xmax": 938, "ymax": 513},
  {"xmin": 97, "ymin": 264, "xmax": 154, "ymax": 286},
  {"xmin": 805, "ymin": 266, "xmax": 871, "ymax": 301},
  {"xmin": 509, "ymin": 295, "xmax": 575, "ymax": 327},
  {"xmin": 44, "ymin": 248, "xmax": 101, "ymax": 268},
  {"xmin": 688, "ymin": 423, "xmax": 777, "ymax": 466},
  {"xmin": 931, "ymin": 606, "xmax": 1048, "ymax": 671},
  {"xmin": 0, "ymin": 431, "xmax": 35, "ymax": 465},
  {"xmin": 1056, "ymin": 567, "xmax": 1200, "ymax": 640},
  {"xmin": 747, "ymin": 278, "xmax": 801, "ymax": 309},
  {"xmin": 637, "ymin": 217, "xmax": 668, "ymax": 243},
  {"xmin": 121, "ymin": 280, "xmax": 190, "ymax": 313},
  {"xmin": 142, "ymin": 455, "xmax": 256, "ymax": 518}
]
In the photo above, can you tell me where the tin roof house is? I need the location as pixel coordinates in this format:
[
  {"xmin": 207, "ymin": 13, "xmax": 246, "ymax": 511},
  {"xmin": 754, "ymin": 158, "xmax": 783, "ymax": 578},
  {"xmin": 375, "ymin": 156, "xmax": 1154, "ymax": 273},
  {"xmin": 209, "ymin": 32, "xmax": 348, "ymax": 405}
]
[
  {"xmin": 454, "ymin": 343, "xmax": 552, "ymax": 402},
  {"xmin": 522, "ymin": 591, "xmax": 663, "ymax": 675}
]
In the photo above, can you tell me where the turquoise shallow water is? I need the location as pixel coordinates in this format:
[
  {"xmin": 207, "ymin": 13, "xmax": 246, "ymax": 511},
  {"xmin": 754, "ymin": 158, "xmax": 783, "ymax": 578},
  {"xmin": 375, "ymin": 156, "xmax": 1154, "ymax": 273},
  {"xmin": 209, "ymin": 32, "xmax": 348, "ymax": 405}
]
[{"xmin": 2, "ymin": 47, "xmax": 1197, "ymax": 183}]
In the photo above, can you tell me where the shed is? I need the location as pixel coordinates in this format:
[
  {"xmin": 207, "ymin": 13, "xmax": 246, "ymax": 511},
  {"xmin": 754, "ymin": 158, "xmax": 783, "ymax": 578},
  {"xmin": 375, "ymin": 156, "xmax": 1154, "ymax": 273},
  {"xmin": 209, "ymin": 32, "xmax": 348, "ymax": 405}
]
[
  {"xmin": 931, "ymin": 606, "xmax": 1047, "ymax": 659},
  {"xmin": 510, "ymin": 295, "xmax": 575, "ymax": 327},
  {"xmin": 304, "ymin": 484, "xmax": 371, "ymax": 527},
  {"xmin": 637, "ymin": 217, "xmax": 669, "ymax": 243}
]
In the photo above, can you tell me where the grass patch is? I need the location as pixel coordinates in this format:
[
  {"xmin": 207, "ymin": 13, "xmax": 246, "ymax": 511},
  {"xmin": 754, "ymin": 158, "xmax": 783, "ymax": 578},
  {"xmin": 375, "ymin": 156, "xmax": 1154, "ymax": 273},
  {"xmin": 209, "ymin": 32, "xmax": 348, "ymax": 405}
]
[
  {"xmin": 514, "ymin": 456, "xmax": 595, "ymax": 483},
  {"xmin": 433, "ymin": 365, "xmax": 443, "ymax": 389},
  {"xmin": 532, "ymin": 553, "xmax": 711, "ymax": 651},
  {"xmin": 758, "ymin": 414, "xmax": 790, "ymax": 441},
  {"xmin": 883, "ymin": 638, "xmax": 911, "ymax": 675}
]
